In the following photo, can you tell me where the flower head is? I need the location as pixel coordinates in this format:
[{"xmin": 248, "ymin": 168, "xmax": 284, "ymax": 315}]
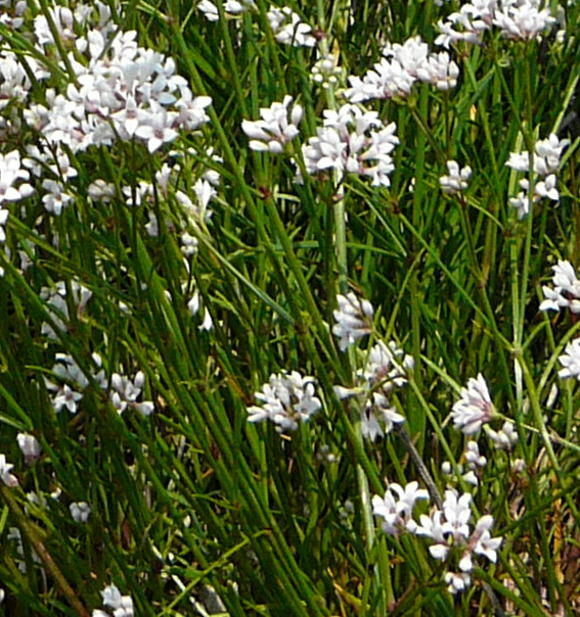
[
  {"xmin": 301, "ymin": 104, "xmax": 399, "ymax": 187},
  {"xmin": 248, "ymin": 371, "xmax": 321, "ymax": 432},
  {"xmin": 242, "ymin": 96, "xmax": 302, "ymax": 153},
  {"xmin": 332, "ymin": 291, "xmax": 374, "ymax": 351},
  {"xmin": 451, "ymin": 374, "xmax": 493, "ymax": 434},
  {"xmin": 0, "ymin": 454, "xmax": 18, "ymax": 487},
  {"xmin": 558, "ymin": 339, "xmax": 580, "ymax": 381}
]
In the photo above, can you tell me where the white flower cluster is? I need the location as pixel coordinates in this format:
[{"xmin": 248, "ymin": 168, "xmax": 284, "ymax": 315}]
[
  {"xmin": 39, "ymin": 280, "xmax": 93, "ymax": 340},
  {"xmin": 374, "ymin": 485, "xmax": 502, "ymax": 594},
  {"xmin": 23, "ymin": 145, "xmax": 79, "ymax": 216},
  {"xmin": 372, "ymin": 481, "xmax": 429, "ymax": 536},
  {"xmin": 242, "ymin": 96, "xmax": 303, "ymax": 154},
  {"xmin": 0, "ymin": 453, "xmax": 18, "ymax": 487},
  {"xmin": 506, "ymin": 133, "xmax": 569, "ymax": 218},
  {"xmin": 311, "ymin": 53, "xmax": 342, "ymax": 89},
  {"xmin": 301, "ymin": 104, "xmax": 399, "ymax": 187},
  {"xmin": 0, "ymin": 150, "xmax": 34, "ymax": 240},
  {"xmin": 345, "ymin": 36, "xmax": 459, "ymax": 103},
  {"xmin": 93, "ymin": 583, "xmax": 134, "ymax": 617},
  {"xmin": 0, "ymin": 1, "xmax": 26, "ymax": 32},
  {"xmin": 198, "ymin": 0, "xmax": 256, "ymax": 21},
  {"xmin": 45, "ymin": 353, "xmax": 105, "ymax": 415},
  {"xmin": 443, "ymin": 441, "xmax": 487, "ymax": 486},
  {"xmin": 335, "ymin": 341, "xmax": 414, "ymax": 441},
  {"xmin": 247, "ymin": 371, "xmax": 322, "ymax": 432},
  {"xmin": 267, "ymin": 6, "xmax": 316, "ymax": 48},
  {"xmin": 539, "ymin": 260, "xmax": 580, "ymax": 314},
  {"xmin": 17, "ymin": 433, "xmax": 41, "ymax": 465},
  {"xmin": 558, "ymin": 339, "xmax": 580, "ymax": 382},
  {"xmin": 439, "ymin": 160, "xmax": 472, "ymax": 194},
  {"xmin": 436, "ymin": 0, "xmax": 559, "ymax": 48},
  {"xmin": 30, "ymin": 5, "xmax": 211, "ymax": 154},
  {"xmin": 486, "ymin": 421, "xmax": 518, "ymax": 450},
  {"xmin": 332, "ymin": 291, "xmax": 374, "ymax": 351},
  {"xmin": 70, "ymin": 501, "xmax": 91, "ymax": 523},
  {"xmin": 450, "ymin": 374, "xmax": 494, "ymax": 435},
  {"xmin": 110, "ymin": 371, "xmax": 154, "ymax": 416}
]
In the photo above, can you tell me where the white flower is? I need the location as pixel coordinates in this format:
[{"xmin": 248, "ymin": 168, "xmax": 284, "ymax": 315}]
[
  {"xmin": 486, "ymin": 420, "xmax": 518, "ymax": 450},
  {"xmin": 242, "ymin": 96, "xmax": 303, "ymax": 154},
  {"xmin": 88, "ymin": 179, "xmax": 115, "ymax": 202},
  {"xmin": 267, "ymin": 6, "xmax": 316, "ymax": 47},
  {"xmin": 247, "ymin": 371, "xmax": 321, "ymax": 432},
  {"xmin": 41, "ymin": 179, "xmax": 74, "ymax": 216},
  {"xmin": 334, "ymin": 340, "xmax": 412, "ymax": 440},
  {"xmin": 0, "ymin": 454, "xmax": 18, "ymax": 487},
  {"xmin": 0, "ymin": 207, "xmax": 8, "ymax": 243},
  {"xmin": 345, "ymin": 58, "xmax": 415, "ymax": 102},
  {"xmin": 94, "ymin": 584, "xmax": 134, "ymax": 617},
  {"xmin": 441, "ymin": 489, "xmax": 472, "ymax": 539},
  {"xmin": 445, "ymin": 571, "xmax": 471, "ymax": 594},
  {"xmin": 558, "ymin": 338, "xmax": 580, "ymax": 381},
  {"xmin": 47, "ymin": 383, "xmax": 84, "ymax": 414},
  {"xmin": 70, "ymin": 501, "xmax": 91, "ymax": 522},
  {"xmin": 311, "ymin": 53, "xmax": 342, "ymax": 88},
  {"xmin": 451, "ymin": 373, "xmax": 493, "ymax": 434},
  {"xmin": 415, "ymin": 511, "xmax": 450, "ymax": 560},
  {"xmin": 435, "ymin": 1, "xmax": 496, "ymax": 48},
  {"xmin": 302, "ymin": 104, "xmax": 399, "ymax": 187},
  {"xmin": 373, "ymin": 481, "xmax": 429, "ymax": 536},
  {"xmin": 361, "ymin": 393, "xmax": 405, "ymax": 441},
  {"xmin": 111, "ymin": 371, "xmax": 154, "ymax": 416},
  {"xmin": 493, "ymin": 4, "xmax": 556, "ymax": 40},
  {"xmin": 134, "ymin": 105, "xmax": 179, "ymax": 153},
  {"xmin": 540, "ymin": 260, "xmax": 580, "ymax": 313},
  {"xmin": 0, "ymin": 150, "xmax": 33, "ymax": 204},
  {"xmin": 416, "ymin": 52, "xmax": 459, "ymax": 90},
  {"xmin": 198, "ymin": 0, "xmax": 255, "ymax": 20},
  {"xmin": 439, "ymin": 160, "xmax": 472, "ymax": 194},
  {"xmin": 384, "ymin": 36, "xmax": 430, "ymax": 78},
  {"xmin": 464, "ymin": 440, "xmax": 486, "ymax": 468},
  {"xmin": 472, "ymin": 515, "xmax": 502, "ymax": 563},
  {"xmin": 198, "ymin": 0, "xmax": 219, "ymax": 20},
  {"xmin": 332, "ymin": 292, "xmax": 374, "ymax": 351},
  {"xmin": 16, "ymin": 434, "xmax": 41, "ymax": 464}
]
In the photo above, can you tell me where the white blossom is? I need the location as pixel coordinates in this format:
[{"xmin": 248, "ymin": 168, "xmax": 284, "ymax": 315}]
[
  {"xmin": 311, "ymin": 53, "xmax": 342, "ymax": 88},
  {"xmin": 558, "ymin": 338, "xmax": 580, "ymax": 381},
  {"xmin": 16, "ymin": 434, "xmax": 41, "ymax": 464},
  {"xmin": 70, "ymin": 501, "xmax": 91, "ymax": 522},
  {"xmin": 332, "ymin": 292, "xmax": 374, "ymax": 351},
  {"xmin": 540, "ymin": 260, "xmax": 580, "ymax": 314},
  {"xmin": 372, "ymin": 481, "xmax": 429, "ymax": 536},
  {"xmin": 451, "ymin": 374, "xmax": 493, "ymax": 434},
  {"xmin": 267, "ymin": 6, "xmax": 316, "ymax": 47},
  {"xmin": 493, "ymin": 3, "xmax": 556, "ymax": 40},
  {"xmin": 247, "ymin": 371, "xmax": 321, "ymax": 432},
  {"xmin": 0, "ymin": 150, "xmax": 34, "ymax": 205},
  {"xmin": 242, "ymin": 96, "xmax": 303, "ymax": 154},
  {"xmin": 111, "ymin": 371, "xmax": 154, "ymax": 416},
  {"xmin": 506, "ymin": 133, "xmax": 569, "ymax": 217},
  {"xmin": 464, "ymin": 440, "xmax": 486, "ymax": 468},
  {"xmin": 93, "ymin": 584, "xmax": 134, "ymax": 617},
  {"xmin": 439, "ymin": 160, "xmax": 472, "ymax": 194},
  {"xmin": 0, "ymin": 454, "xmax": 18, "ymax": 487},
  {"xmin": 486, "ymin": 420, "xmax": 518, "ymax": 450},
  {"xmin": 301, "ymin": 104, "xmax": 399, "ymax": 187},
  {"xmin": 416, "ymin": 52, "xmax": 459, "ymax": 90},
  {"xmin": 34, "ymin": 14, "xmax": 211, "ymax": 155},
  {"xmin": 445, "ymin": 571, "xmax": 471, "ymax": 594}
]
